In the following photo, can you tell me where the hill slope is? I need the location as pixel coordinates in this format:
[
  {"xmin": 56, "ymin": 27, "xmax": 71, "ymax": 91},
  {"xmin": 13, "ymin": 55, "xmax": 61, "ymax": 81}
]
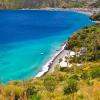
[{"xmin": 0, "ymin": 0, "xmax": 97, "ymax": 9}]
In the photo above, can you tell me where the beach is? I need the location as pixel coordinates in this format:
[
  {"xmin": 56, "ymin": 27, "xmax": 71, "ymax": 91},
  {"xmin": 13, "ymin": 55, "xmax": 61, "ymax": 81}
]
[
  {"xmin": 35, "ymin": 43, "xmax": 67, "ymax": 77},
  {"xmin": 21, "ymin": 7, "xmax": 100, "ymax": 16}
]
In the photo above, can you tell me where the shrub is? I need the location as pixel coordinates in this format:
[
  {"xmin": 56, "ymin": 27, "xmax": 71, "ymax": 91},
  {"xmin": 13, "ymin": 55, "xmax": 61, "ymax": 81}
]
[
  {"xmin": 3, "ymin": 85, "xmax": 24, "ymax": 100},
  {"xmin": 26, "ymin": 86, "xmax": 42, "ymax": 100},
  {"xmin": 26, "ymin": 86, "xmax": 37, "ymax": 97},
  {"xmin": 69, "ymin": 74, "xmax": 79, "ymax": 80},
  {"xmin": 80, "ymin": 72, "xmax": 89, "ymax": 80},
  {"xmin": 90, "ymin": 68, "xmax": 100, "ymax": 79},
  {"xmin": 44, "ymin": 75, "xmax": 57, "ymax": 92},
  {"xmin": 64, "ymin": 79, "xmax": 78, "ymax": 95},
  {"xmin": 28, "ymin": 93, "xmax": 41, "ymax": 100},
  {"xmin": 86, "ymin": 79, "xmax": 94, "ymax": 86}
]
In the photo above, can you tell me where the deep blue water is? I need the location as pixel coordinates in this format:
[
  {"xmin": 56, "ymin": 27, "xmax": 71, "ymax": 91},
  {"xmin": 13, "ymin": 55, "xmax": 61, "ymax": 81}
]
[{"xmin": 0, "ymin": 10, "xmax": 94, "ymax": 83}]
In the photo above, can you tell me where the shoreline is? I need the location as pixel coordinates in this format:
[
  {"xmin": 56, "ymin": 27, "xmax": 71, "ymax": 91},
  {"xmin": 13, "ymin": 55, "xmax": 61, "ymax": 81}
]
[
  {"xmin": 0, "ymin": 8, "xmax": 99, "ymax": 83},
  {"xmin": 35, "ymin": 9, "xmax": 100, "ymax": 78},
  {"xmin": 20, "ymin": 7, "xmax": 100, "ymax": 16},
  {"xmin": 35, "ymin": 43, "xmax": 66, "ymax": 77}
]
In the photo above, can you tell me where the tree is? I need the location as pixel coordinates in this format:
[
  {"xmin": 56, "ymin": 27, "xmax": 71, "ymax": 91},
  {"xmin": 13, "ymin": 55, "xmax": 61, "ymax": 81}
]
[{"xmin": 26, "ymin": 86, "xmax": 37, "ymax": 98}]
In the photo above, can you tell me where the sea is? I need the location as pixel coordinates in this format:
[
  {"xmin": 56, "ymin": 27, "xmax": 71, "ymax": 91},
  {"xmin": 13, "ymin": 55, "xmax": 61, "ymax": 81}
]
[{"xmin": 0, "ymin": 10, "xmax": 94, "ymax": 83}]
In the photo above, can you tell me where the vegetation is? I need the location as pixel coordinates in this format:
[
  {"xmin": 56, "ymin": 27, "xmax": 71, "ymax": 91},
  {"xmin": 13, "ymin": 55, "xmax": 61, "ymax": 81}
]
[
  {"xmin": 90, "ymin": 13, "xmax": 100, "ymax": 21},
  {"xmin": 66, "ymin": 23, "xmax": 100, "ymax": 62},
  {"xmin": 0, "ymin": 0, "xmax": 97, "ymax": 9},
  {"xmin": 0, "ymin": 61, "xmax": 100, "ymax": 100},
  {"xmin": 89, "ymin": 0, "xmax": 100, "ymax": 8},
  {"xmin": 64, "ymin": 78, "xmax": 78, "ymax": 95}
]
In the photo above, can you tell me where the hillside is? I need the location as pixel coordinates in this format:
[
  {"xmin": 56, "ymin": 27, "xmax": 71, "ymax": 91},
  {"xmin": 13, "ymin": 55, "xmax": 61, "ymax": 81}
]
[
  {"xmin": 66, "ymin": 24, "xmax": 100, "ymax": 62},
  {"xmin": 0, "ymin": 0, "xmax": 98, "ymax": 9},
  {"xmin": 89, "ymin": 0, "xmax": 100, "ymax": 8},
  {"xmin": 90, "ymin": 12, "xmax": 100, "ymax": 21},
  {"xmin": 0, "ymin": 61, "xmax": 100, "ymax": 100}
]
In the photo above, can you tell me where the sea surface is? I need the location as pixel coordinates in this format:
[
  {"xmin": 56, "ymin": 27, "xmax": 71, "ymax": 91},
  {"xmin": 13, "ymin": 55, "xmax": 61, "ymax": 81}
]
[{"xmin": 0, "ymin": 10, "xmax": 94, "ymax": 83}]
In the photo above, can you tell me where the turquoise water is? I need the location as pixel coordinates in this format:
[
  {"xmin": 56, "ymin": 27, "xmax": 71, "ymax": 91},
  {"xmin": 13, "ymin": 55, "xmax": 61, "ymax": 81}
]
[{"xmin": 0, "ymin": 10, "xmax": 94, "ymax": 83}]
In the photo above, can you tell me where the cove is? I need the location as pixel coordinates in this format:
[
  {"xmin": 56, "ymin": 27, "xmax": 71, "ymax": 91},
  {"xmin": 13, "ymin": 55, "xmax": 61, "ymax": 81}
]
[{"xmin": 0, "ymin": 10, "xmax": 94, "ymax": 83}]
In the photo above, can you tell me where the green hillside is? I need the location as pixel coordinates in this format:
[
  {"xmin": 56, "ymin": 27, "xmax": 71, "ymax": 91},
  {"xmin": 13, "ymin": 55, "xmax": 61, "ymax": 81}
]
[{"xmin": 90, "ymin": 13, "xmax": 100, "ymax": 21}]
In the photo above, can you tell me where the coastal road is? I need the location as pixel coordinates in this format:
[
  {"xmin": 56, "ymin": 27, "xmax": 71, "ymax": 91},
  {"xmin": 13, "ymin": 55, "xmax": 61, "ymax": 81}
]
[{"xmin": 48, "ymin": 50, "xmax": 67, "ymax": 73}]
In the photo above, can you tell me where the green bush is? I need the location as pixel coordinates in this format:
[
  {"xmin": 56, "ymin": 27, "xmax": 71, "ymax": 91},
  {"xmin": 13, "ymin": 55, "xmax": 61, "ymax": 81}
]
[
  {"xmin": 86, "ymin": 79, "xmax": 94, "ymax": 86},
  {"xmin": 26, "ymin": 86, "xmax": 37, "ymax": 97},
  {"xmin": 44, "ymin": 75, "xmax": 57, "ymax": 92},
  {"xmin": 90, "ymin": 68, "xmax": 100, "ymax": 79},
  {"xmin": 80, "ymin": 72, "xmax": 89, "ymax": 80},
  {"xmin": 28, "ymin": 94, "xmax": 41, "ymax": 100},
  {"xmin": 64, "ymin": 79, "xmax": 78, "ymax": 95},
  {"xmin": 26, "ymin": 86, "xmax": 41, "ymax": 100},
  {"xmin": 69, "ymin": 74, "xmax": 79, "ymax": 80}
]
